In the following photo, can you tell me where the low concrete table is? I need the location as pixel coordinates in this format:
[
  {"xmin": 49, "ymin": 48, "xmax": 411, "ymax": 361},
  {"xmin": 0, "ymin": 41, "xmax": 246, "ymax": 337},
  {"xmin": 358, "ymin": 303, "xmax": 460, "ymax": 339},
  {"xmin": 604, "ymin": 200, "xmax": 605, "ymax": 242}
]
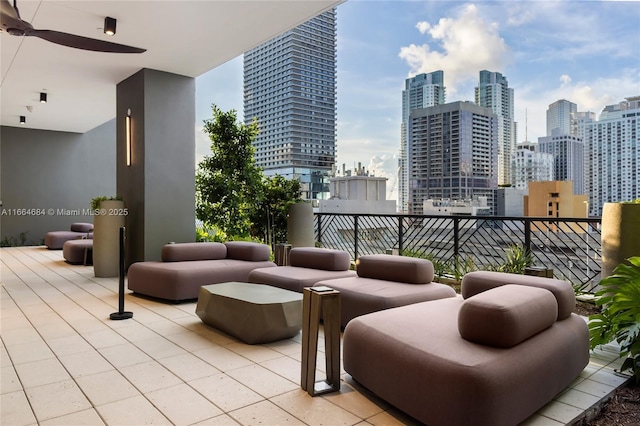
[{"xmin": 196, "ymin": 282, "xmax": 303, "ymax": 344}]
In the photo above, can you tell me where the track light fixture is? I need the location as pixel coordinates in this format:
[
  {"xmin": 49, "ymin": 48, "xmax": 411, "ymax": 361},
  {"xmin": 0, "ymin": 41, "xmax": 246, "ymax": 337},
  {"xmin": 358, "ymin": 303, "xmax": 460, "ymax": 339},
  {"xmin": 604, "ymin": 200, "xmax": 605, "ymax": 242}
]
[
  {"xmin": 104, "ymin": 17, "xmax": 116, "ymax": 36},
  {"xmin": 40, "ymin": 92, "xmax": 47, "ymax": 103},
  {"xmin": 20, "ymin": 115, "xmax": 26, "ymax": 124}
]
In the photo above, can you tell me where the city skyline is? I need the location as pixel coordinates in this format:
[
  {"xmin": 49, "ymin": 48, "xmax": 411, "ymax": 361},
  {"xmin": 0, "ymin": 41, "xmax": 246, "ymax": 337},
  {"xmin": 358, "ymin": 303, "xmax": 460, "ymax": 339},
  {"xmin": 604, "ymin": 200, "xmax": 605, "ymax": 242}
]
[{"xmin": 195, "ymin": 0, "xmax": 640, "ymax": 199}]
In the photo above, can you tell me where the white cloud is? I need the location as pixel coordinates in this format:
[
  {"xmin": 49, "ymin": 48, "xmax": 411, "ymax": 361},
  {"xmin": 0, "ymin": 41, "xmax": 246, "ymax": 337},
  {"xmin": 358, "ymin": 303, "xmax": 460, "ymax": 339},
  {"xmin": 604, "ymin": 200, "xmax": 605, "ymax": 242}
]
[
  {"xmin": 398, "ymin": 3, "xmax": 511, "ymax": 97},
  {"xmin": 559, "ymin": 74, "xmax": 572, "ymax": 87},
  {"xmin": 415, "ymin": 21, "xmax": 430, "ymax": 34}
]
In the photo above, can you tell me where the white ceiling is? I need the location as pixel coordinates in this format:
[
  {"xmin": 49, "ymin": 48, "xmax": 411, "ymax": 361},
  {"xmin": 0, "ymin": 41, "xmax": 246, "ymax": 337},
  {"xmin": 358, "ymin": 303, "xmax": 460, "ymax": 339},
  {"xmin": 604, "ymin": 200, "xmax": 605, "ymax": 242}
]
[{"xmin": 1, "ymin": 0, "xmax": 342, "ymax": 133}]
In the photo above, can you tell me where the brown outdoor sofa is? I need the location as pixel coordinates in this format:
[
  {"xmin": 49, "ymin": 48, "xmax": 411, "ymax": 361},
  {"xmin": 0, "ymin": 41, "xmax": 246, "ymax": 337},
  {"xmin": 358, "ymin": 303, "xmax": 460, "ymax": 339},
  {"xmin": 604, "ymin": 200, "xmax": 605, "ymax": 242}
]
[
  {"xmin": 313, "ymin": 254, "xmax": 457, "ymax": 327},
  {"xmin": 247, "ymin": 247, "xmax": 356, "ymax": 293},
  {"xmin": 343, "ymin": 270, "xmax": 590, "ymax": 426},
  {"xmin": 44, "ymin": 222, "xmax": 93, "ymax": 249},
  {"xmin": 127, "ymin": 241, "xmax": 276, "ymax": 301}
]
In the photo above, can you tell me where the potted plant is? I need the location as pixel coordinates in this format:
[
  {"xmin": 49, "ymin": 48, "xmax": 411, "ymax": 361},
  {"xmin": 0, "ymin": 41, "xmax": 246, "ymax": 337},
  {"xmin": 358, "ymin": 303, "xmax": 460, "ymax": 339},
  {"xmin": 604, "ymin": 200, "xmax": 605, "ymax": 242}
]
[
  {"xmin": 601, "ymin": 199, "xmax": 640, "ymax": 278},
  {"xmin": 589, "ymin": 256, "xmax": 640, "ymax": 383},
  {"xmin": 92, "ymin": 196, "xmax": 126, "ymax": 277}
]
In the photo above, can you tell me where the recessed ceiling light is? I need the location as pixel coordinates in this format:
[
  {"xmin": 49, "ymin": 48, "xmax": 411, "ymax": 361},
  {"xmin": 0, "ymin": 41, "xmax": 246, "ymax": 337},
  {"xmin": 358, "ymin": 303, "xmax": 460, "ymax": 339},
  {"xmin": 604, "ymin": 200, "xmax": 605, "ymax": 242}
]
[
  {"xmin": 20, "ymin": 115, "xmax": 26, "ymax": 124},
  {"xmin": 40, "ymin": 92, "xmax": 47, "ymax": 103}
]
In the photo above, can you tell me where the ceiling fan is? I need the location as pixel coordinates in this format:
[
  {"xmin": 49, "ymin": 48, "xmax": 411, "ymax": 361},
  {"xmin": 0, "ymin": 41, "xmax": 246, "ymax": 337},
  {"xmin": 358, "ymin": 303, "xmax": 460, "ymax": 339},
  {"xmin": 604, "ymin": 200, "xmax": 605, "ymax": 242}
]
[{"xmin": 0, "ymin": 0, "xmax": 146, "ymax": 53}]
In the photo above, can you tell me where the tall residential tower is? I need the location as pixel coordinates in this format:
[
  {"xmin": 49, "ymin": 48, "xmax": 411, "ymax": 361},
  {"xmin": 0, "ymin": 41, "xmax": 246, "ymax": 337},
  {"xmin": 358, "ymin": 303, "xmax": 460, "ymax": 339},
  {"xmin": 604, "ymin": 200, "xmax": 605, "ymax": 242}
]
[
  {"xmin": 399, "ymin": 71, "xmax": 446, "ymax": 212},
  {"xmin": 408, "ymin": 101, "xmax": 498, "ymax": 215},
  {"xmin": 546, "ymin": 99, "xmax": 577, "ymax": 136},
  {"xmin": 584, "ymin": 96, "xmax": 640, "ymax": 216},
  {"xmin": 243, "ymin": 9, "xmax": 337, "ymax": 200},
  {"xmin": 475, "ymin": 70, "xmax": 516, "ymax": 186}
]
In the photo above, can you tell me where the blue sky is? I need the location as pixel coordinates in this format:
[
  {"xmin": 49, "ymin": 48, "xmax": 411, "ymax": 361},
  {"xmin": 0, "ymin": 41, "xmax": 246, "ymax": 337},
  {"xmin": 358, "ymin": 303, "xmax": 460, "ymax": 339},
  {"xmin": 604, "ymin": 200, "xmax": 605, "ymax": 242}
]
[{"xmin": 196, "ymin": 0, "xmax": 640, "ymax": 198}]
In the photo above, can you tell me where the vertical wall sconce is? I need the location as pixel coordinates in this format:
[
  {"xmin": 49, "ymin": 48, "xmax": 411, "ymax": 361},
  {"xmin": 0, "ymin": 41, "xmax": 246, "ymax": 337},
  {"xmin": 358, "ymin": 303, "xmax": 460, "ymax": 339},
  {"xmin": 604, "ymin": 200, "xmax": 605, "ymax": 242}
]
[
  {"xmin": 104, "ymin": 17, "xmax": 116, "ymax": 36},
  {"xmin": 125, "ymin": 108, "xmax": 132, "ymax": 166},
  {"xmin": 40, "ymin": 92, "xmax": 47, "ymax": 103},
  {"xmin": 20, "ymin": 115, "xmax": 26, "ymax": 124}
]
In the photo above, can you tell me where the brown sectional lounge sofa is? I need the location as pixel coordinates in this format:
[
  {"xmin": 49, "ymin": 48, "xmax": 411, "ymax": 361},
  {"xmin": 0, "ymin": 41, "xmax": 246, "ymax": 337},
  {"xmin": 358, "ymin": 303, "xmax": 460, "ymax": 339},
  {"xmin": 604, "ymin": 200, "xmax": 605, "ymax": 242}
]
[
  {"xmin": 343, "ymin": 270, "xmax": 590, "ymax": 426},
  {"xmin": 314, "ymin": 254, "xmax": 457, "ymax": 327},
  {"xmin": 247, "ymin": 247, "xmax": 356, "ymax": 293},
  {"xmin": 127, "ymin": 241, "xmax": 276, "ymax": 301},
  {"xmin": 44, "ymin": 222, "xmax": 93, "ymax": 249}
]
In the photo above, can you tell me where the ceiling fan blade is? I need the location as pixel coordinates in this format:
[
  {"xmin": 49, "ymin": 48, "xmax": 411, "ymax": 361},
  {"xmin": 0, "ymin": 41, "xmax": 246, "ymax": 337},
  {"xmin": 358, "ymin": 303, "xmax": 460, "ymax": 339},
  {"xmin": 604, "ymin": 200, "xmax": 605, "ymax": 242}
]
[{"xmin": 26, "ymin": 29, "xmax": 146, "ymax": 53}]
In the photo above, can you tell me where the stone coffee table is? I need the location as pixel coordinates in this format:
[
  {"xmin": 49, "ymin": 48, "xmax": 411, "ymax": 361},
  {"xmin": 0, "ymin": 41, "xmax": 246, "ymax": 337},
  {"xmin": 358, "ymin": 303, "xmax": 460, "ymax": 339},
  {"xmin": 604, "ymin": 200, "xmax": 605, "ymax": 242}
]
[{"xmin": 195, "ymin": 282, "xmax": 303, "ymax": 344}]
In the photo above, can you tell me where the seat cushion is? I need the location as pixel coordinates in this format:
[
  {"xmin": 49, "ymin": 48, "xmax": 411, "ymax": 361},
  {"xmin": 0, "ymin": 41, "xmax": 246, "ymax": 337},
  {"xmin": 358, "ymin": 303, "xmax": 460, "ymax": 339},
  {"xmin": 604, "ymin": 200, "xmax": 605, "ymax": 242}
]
[
  {"xmin": 161, "ymin": 242, "xmax": 227, "ymax": 262},
  {"xmin": 356, "ymin": 254, "xmax": 434, "ymax": 284},
  {"xmin": 314, "ymin": 276, "xmax": 456, "ymax": 327},
  {"xmin": 289, "ymin": 247, "xmax": 351, "ymax": 271},
  {"xmin": 248, "ymin": 266, "xmax": 356, "ymax": 293},
  {"xmin": 458, "ymin": 284, "xmax": 558, "ymax": 348},
  {"xmin": 70, "ymin": 222, "xmax": 93, "ymax": 233},
  {"xmin": 461, "ymin": 270, "xmax": 576, "ymax": 320},
  {"xmin": 127, "ymin": 259, "xmax": 276, "ymax": 301},
  {"xmin": 224, "ymin": 241, "xmax": 270, "ymax": 261}
]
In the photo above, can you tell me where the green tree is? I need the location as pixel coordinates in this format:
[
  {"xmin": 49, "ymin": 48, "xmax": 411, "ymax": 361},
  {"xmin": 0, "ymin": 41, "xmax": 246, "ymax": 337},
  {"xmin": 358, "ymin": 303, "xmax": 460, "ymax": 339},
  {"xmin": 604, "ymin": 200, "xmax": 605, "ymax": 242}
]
[
  {"xmin": 196, "ymin": 106, "xmax": 263, "ymax": 238},
  {"xmin": 250, "ymin": 175, "xmax": 303, "ymax": 247}
]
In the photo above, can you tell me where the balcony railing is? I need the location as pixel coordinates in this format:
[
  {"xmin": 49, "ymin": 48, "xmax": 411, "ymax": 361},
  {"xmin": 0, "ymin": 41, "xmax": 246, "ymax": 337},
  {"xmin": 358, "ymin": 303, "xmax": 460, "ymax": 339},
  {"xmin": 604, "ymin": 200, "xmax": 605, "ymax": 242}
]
[{"xmin": 314, "ymin": 213, "xmax": 602, "ymax": 294}]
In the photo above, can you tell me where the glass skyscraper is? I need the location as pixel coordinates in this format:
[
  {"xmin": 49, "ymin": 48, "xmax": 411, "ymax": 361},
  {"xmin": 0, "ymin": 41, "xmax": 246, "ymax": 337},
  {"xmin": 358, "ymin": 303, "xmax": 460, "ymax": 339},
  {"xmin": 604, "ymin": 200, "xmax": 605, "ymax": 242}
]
[{"xmin": 243, "ymin": 9, "xmax": 337, "ymax": 200}]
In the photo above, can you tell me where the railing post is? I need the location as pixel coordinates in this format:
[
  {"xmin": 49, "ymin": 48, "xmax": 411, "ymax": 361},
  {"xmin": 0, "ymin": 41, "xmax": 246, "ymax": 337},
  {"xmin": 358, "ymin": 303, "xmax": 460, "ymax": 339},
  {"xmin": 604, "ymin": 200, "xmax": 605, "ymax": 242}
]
[
  {"xmin": 398, "ymin": 216, "xmax": 404, "ymax": 256},
  {"xmin": 316, "ymin": 214, "xmax": 322, "ymax": 246},
  {"xmin": 354, "ymin": 215, "xmax": 359, "ymax": 260},
  {"xmin": 524, "ymin": 219, "xmax": 531, "ymax": 257},
  {"xmin": 453, "ymin": 217, "xmax": 459, "ymax": 258},
  {"xmin": 453, "ymin": 217, "xmax": 460, "ymax": 277}
]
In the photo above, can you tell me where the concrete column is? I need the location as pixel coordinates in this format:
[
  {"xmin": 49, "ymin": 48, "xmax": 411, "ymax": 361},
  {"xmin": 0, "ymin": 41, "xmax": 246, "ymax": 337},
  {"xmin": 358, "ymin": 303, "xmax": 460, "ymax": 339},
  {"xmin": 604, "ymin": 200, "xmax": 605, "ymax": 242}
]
[
  {"xmin": 116, "ymin": 69, "xmax": 195, "ymax": 265},
  {"xmin": 287, "ymin": 203, "xmax": 314, "ymax": 247}
]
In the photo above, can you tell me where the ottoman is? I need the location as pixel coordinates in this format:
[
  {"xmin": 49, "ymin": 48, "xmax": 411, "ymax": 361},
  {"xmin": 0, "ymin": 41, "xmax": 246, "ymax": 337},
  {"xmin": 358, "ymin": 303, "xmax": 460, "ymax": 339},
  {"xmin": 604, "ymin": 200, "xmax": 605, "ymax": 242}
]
[
  {"xmin": 196, "ymin": 282, "xmax": 303, "ymax": 344},
  {"xmin": 63, "ymin": 239, "xmax": 93, "ymax": 265}
]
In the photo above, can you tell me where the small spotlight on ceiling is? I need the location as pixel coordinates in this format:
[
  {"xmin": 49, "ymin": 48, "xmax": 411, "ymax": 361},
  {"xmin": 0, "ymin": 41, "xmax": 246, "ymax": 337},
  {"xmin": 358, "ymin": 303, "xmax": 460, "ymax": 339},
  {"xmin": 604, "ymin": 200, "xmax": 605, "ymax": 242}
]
[
  {"xmin": 40, "ymin": 92, "xmax": 47, "ymax": 103},
  {"xmin": 20, "ymin": 115, "xmax": 26, "ymax": 125},
  {"xmin": 104, "ymin": 17, "xmax": 116, "ymax": 36}
]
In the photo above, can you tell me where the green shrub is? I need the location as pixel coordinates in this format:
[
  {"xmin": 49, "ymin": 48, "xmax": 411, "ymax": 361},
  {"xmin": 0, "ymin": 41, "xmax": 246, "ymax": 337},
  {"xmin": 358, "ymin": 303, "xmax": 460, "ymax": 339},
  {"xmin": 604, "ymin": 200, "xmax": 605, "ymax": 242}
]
[
  {"xmin": 486, "ymin": 244, "xmax": 531, "ymax": 274},
  {"xmin": 589, "ymin": 256, "xmax": 640, "ymax": 383}
]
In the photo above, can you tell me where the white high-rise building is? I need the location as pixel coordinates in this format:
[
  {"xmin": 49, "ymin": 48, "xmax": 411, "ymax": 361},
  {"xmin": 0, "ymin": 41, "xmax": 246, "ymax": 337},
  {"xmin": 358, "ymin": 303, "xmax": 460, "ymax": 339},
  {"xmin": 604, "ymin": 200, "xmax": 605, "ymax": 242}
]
[
  {"xmin": 572, "ymin": 111, "xmax": 597, "ymax": 143},
  {"xmin": 538, "ymin": 131, "xmax": 585, "ymax": 195},
  {"xmin": 547, "ymin": 99, "xmax": 577, "ymax": 136},
  {"xmin": 399, "ymin": 71, "xmax": 446, "ymax": 213},
  {"xmin": 584, "ymin": 96, "xmax": 640, "ymax": 216},
  {"xmin": 244, "ymin": 10, "xmax": 337, "ymax": 200},
  {"xmin": 510, "ymin": 142, "xmax": 554, "ymax": 192},
  {"xmin": 475, "ymin": 70, "xmax": 516, "ymax": 186},
  {"xmin": 408, "ymin": 101, "xmax": 498, "ymax": 215}
]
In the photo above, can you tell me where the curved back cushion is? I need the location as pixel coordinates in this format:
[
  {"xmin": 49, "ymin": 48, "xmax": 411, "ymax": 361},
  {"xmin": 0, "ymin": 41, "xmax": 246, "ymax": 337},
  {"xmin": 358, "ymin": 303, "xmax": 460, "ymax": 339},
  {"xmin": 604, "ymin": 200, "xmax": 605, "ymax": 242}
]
[
  {"xmin": 289, "ymin": 247, "xmax": 350, "ymax": 271},
  {"xmin": 461, "ymin": 270, "xmax": 575, "ymax": 320},
  {"xmin": 224, "ymin": 241, "xmax": 270, "ymax": 261},
  {"xmin": 356, "ymin": 254, "xmax": 434, "ymax": 284},
  {"xmin": 458, "ymin": 284, "xmax": 558, "ymax": 348},
  {"xmin": 70, "ymin": 222, "xmax": 93, "ymax": 232},
  {"xmin": 161, "ymin": 242, "xmax": 227, "ymax": 262}
]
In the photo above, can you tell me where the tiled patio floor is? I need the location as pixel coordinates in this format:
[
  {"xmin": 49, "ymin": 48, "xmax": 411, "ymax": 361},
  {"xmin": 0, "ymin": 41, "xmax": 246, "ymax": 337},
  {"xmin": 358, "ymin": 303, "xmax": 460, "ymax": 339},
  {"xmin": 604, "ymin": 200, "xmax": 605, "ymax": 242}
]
[{"xmin": 1, "ymin": 246, "xmax": 630, "ymax": 425}]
